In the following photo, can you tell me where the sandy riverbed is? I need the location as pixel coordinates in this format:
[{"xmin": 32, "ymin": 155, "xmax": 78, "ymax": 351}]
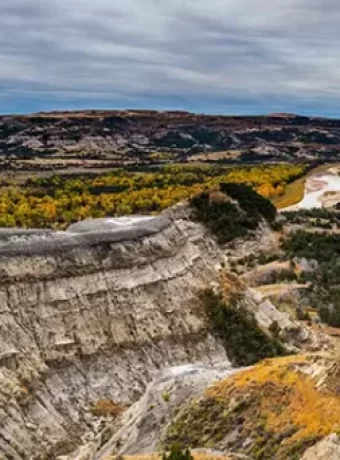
[{"xmin": 283, "ymin": 166, "xmax": 340, "ymax": 211}]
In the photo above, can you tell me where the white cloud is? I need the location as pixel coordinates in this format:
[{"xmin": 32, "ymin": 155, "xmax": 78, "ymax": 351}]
[{"xmin": 1, "ymin": 0, "xmax": 340, "ymax": 113}]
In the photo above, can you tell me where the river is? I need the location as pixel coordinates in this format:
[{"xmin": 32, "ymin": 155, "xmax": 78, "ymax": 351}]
[{"xmin": 283, "ymin": 166, "xmax": 340, "ymax": 211}]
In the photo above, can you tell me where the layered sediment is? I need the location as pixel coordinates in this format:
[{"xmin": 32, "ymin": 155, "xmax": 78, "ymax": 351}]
[{"xmin": 0, "ymin": 212, "xmax": 228, "ymax": 458}]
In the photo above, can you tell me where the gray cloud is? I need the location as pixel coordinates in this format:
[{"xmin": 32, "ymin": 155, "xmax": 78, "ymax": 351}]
[{"xmin": 1, "ymin": 0, "xmax": 340, "ymax": 113}]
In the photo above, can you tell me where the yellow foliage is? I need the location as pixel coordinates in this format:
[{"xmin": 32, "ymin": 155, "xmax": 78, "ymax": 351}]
[
  {"xmin": 0, "ymin": 164, "xmax": 307, "ymax": 229},
  {"xmin": 206, "ymin": 355, "xmax": 340, "ymax": 447}
]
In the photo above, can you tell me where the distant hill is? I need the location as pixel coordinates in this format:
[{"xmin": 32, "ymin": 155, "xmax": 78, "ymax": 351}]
[{"xmin": 1, "ymin": 110, "xmax": 340, "ymax": 172}]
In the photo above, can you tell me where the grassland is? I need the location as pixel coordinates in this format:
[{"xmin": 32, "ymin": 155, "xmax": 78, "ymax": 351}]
[{"xmin": 272, "ymin": 175, "xmax": 306, "ymax": 209}]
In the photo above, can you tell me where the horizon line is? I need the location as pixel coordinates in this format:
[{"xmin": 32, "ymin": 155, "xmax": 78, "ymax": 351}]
[{"xmin": 0, "ymin": 108, "xmax": 336, "ymax": 120}]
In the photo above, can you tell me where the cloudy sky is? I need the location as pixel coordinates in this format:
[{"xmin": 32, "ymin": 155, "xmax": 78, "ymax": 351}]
[{"xmin": 1, "ymin": 0, "xmax": 339, "ymax": 115}]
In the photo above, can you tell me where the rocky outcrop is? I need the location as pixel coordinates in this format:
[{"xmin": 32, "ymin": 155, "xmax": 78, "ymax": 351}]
[
  {"xmin": 77, "ymin": 362, "xmax": 236, "ymax": 460},
  {"xmin": 0, "ymin": 212, "xmax": 230, "ymax": 459},
  {"xmin": 75, "ymin": 354, "xmax": 340, "ymax": 460},
  {"xmin": 218, "ymin": 272, "xmax": 328, "ymax": 352},
  {"xmin": 0, "ymin": 206, "xmax": 328, "ymax": 459},
  {"xmin": 300, "ymin": 435, "xmax": 340, "ymax": 460}
]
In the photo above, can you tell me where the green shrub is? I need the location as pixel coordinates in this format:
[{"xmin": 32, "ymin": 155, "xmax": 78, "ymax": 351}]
[
  {"xmin": 162, "ymin": 391, "xmax": 171, "ymax": 403},
  {"xmin": 282, "ymin": 231, "xmax": 340, "ymax": 328},
  {"xmin": 201, "ymin": 289, "xmax": 288, "ymax": 366},
  {"xmin": 190, "ymin": 184, "xmax": 277, "ymax": 244},
  {"xmin": 162, "ymin": 445, "xmax": 193, "ymax": 460},
  {"xmin": 220, "ymin": 183, "xmax": 277, "ymax": 223},
  {"xmin": 296, "ymin": 308, "xmax": 311, "ymax": 322},
  {"xmin": 269, "ymin": 321, "xmax": 281, "ymax": 339}
]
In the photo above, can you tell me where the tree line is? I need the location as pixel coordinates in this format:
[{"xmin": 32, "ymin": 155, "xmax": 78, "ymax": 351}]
[{"xmin": 0, "ymin": 163, "xmax": 306, "ymax": 229}]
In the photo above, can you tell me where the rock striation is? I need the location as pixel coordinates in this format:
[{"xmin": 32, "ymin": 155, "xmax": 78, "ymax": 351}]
[
  {"xmin": 93, "ymin": 362, "xmax": 236, "ymax": 459},
  {"xmin": 0, "ymin": 211, "xmax": 228, "ymax": 458},
  {"xmin": 300, "ymin": 434, "xmax": 340, "ymax": 460},
  {"xmin": 0, "ymin": 207, "xmax": 326, "ymax": 459}
]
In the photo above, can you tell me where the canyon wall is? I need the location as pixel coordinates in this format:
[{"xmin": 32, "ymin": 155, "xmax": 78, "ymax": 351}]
[{"xmin": 0, "ymin": 211, "xmax": 228, "ymax": 459}]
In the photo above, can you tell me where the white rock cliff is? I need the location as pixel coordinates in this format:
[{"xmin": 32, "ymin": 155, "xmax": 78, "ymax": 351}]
[
  {"xmin": 0, "ymin": 209, "xmax": 321, "ymax": 459},
  {"xmin": 0, "ymin": 212, "xmax": 228, "ymax": 458}
]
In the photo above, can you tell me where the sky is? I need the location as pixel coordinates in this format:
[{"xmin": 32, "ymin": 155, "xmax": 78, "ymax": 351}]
[{"xmin": 1, "ymin": 0, "xmax": 340, "ymax": 116}]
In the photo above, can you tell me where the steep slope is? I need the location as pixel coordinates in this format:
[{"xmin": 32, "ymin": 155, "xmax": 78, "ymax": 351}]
[
  {"xmin": 0, "ymin": 212, "xmax": 229, "ymax": 459},
  {"xmin": 74, "ymin": 354, "xmax": 335, "ymax": 460},
  {"xmin": 162, "ymin": 355, "xmax": 340, "ymax": 460},
  {"xmin": 0, "ymin": 188, "xmax": 323, "ymax": 459},
  {"xmin": 89, "ymin": 362, "xmax": 236, "ymax": 459}
]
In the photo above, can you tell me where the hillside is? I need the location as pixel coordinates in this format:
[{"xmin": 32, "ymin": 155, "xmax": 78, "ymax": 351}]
[
  {"xmin": 163, "ymin": 354, "xmax": 340, "ymax": 459},
  {"xmin": 2, "ymin": 111, "xmax": 340, "ymax": 172},
  {"xmin": 88, "ymin": 354, "xmax": 340, "ymax": 460},
  {"xmin": 60, "ymin": 186, "xmax": 340, "ymax": 460},
  {"xmin": 0, "ymin": 186, "xmax": 325, "ymax": 459}
]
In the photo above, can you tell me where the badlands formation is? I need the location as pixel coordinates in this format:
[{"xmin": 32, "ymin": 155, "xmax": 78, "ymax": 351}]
[{"xmin": 0, "ymin": 192, "xmax": 334, "ymax": 460}]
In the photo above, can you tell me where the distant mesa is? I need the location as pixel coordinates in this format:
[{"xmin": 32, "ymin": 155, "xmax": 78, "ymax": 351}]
[{"xmin": 268, "ymin": 112, "xmax": 299, "ymax": 118}]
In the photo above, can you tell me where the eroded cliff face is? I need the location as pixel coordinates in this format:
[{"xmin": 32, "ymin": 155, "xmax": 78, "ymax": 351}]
[
  {"xmin": 0, "ymin": 203, "xmax": 327, "ymax": 459},
  {"xmin": 0, "ymin": 211, "xmax": 228, "ymax": 459}
]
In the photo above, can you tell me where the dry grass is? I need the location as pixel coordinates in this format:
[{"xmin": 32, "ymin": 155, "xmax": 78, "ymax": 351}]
[
  {"xmin": 188, "ymin": 150, "xmax": 242, "ymax": 162},
  {"xmin": 91, "ymin": 399, "xmax": 125, "ymax": 417},
  {"xmin": 105, "ymin": 454, "xmax": 232, "ymax": 460},
  {"xmin": 206, "ymin": 355, "xmax": 340, "ymax": 447},
  {"xmin": 255, "ymin": 283, "xmax": 307, "ymax": 296},
  {"xmin": 164, "ymin": 354, "xmax": 340, "ymax": 459},
  {"xmin": 219, "ymin": 270, "xmax": 245, "ymax": 304},
  {"xmin": 323, "ymin": 326, "xmax": 340, "ymax": 338},
  {"xmin": 272, "ymin": 176, "xmax": 306, "ymax": 209}
]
